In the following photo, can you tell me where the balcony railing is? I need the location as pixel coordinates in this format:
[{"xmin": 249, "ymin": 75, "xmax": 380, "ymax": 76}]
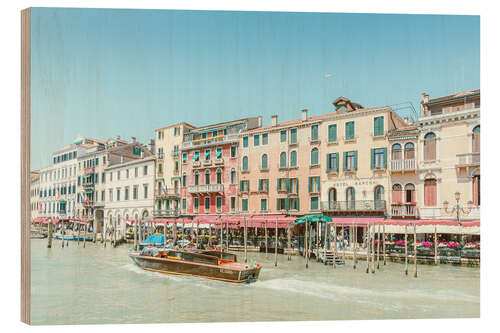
[
  {"xmin": 202, "ymin": 159, "xmax": 212, "ymax": 166},
  {"xmin": 390, "ymin": 159, "xmax": 416, "ymax": 172},
  {"xmin": 321, "ymin": 200, "xmax": 386, "ymax": 212},
  {"xmin": 182, "ymin": 133, "xmax": 239, "ymax": 149},
  {"xmin": 192, "ymin": 161, "xmax": 201, "ymax": 167},
  {"xmin": 214, "ymin": 157, "xmax": 224, "ymax": 165},
  {"xmin": 309, "ymin": 136, "xmax": 320, "ymax": 144},
  {"xmin": 456, "ymin": 152, "xmax": 480, "ymax": 167},
  {"xmin": 153, "ymin": 209, "xmax": 180, "ymax": 217},
  {"xmin": 390, "ymin": 203, "xmax": 418, "ymax": 218},
  {"xmin": 188, "ymin": 184, "xmax": 224, "ymax": 194},
  {"xmin": 155, "ymin": 189, "xmax": 180, "ymax": 198},
  {"xmin": 172, "ymin": 150, "xmax": 179, "ymax": 158}
]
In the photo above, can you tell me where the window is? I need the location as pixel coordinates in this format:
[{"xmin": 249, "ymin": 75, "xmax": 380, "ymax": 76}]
[
  {"xmin": 116, "ymin": 188, "xmax": 121, "ymax": 201},
  {"xmin": 424, "ymin": 179, "xmax": 437, "ymax": 206},
  {"xmin": 126, "ymin": 169, "xmax": 129, "ymax": 178},
  {"xmin": 328, "ymin": 188, "xmax": 337, "ymax": 208},
  {"xmin": 277, "ymin": 198, "xmax": 289, "ymax": 210},
  {"xmin": 262, "ymin": 133, "xmax": 268, "ymax": 145},
  {"xmin": 182, "ymin": 198, "xmax": 187, "ymax": 211},
  {"xmin": 182, "ymin": 153, "xmax": 188, "ymax": 163},
  {"xmin": 216, "ymin": 169, "xmax": 222, "ymax": 184},
  {"xmin": 345, "ymin": 121, "xmax": 355, "ymax": 140},
  {"xmin": 404, "ymin": 183, "xmax": 416, "ymax": 203},
  {"xmin": 243, "ymin": 136, "xmax": 249, "ymax": 148},
  {"xmin": 231, "ymin": 168, "xmax": 236, "ymax": 184},
  {"xmin": 328, "ymin": 124, "xmax": 337, "ymax": 142},
  {"xmin": 194, "ymin": 198, "xmax": 199, "ymax": 212},
  {"xmin": 261, "ymin": 199, "xmax": 267, "ymax": 211},
  {"xmin": 135, "ymin": 167, "xmax": 138, "ymax": 177},
  {"xmin": 374, "ymin": 186, "xmax": 384, "ymax": 209},
  {"xmin": 254, "ymin": 135, "xmax": 260, "ymax": 146},
  {"xmin": 230, "ymin": 197, "xmax": 236, "ymax": 211},
  {"xmin": 205, "ymin": 170, "xmax": 211, "ymax": 185},
  {"xmin": 392, "ymin": 184, "xmax": 403, "ymax": 203},
  {"xmin": 290, "ymin": 151, "xmax": 297, "ymax": 167},
  {"xmin": 343, "ymin": 151, "xmax": 358, "ymax": 171},
  {"xmin": 308, "ymin": 176, "xmax": 320, "ymax": 193},
  {"xmin": 391, "ymin": 144, "xmax": 402, "ymax": 160},
  {"xmin": 194, "ymin": 171, "xmax": 199, "ymax": 185},
  {"xmin": 101, "ymin": 190, "xmax": 105, "ymax": 202},
  {"xmin": 242, "ymin": 156, "xmax": 248, "ymax": 171},
  {"xmin": 241, "ymin": 199, "xmax": 248, "ymax": 212},
  {"xmin": 124, "ymin": 187, "xmax": 129, "ymax": 200},
  {"xmin": 143, "ymin": 184, "xmax": 148, "ymax": 199},
  {"xmin": 326, "ymin": 153, "xmax": 339, "ymax": 172},
  {"xmin": 472, "ymin": 125, "xmax": 480, "ymax": 153},
  {"xmin": 261, "ymin": 154, "xmax": 268, "ymax": 169},
  {"xmin": 280, "ymin": 130, "xmax": 287, "ymax": 143},
  {"xmin": 143, "ymin": 166, "xmax": 148, "ymax": 175},
  {"xmin": 290, "ymin": 128, "xmax": 297, "ymax": 144},
  {"xmin": 373, "ymin": 116, "xmax": 384, "ymax": 136},
  {"xmin": 310, "ymin": 197, "xmax": 319, "ymax": 210},
  {"xmin": 109, "ymin": 172, "xmax": 113, "ymax": 182},
  {"xmin": 109, "ymin": 189, "xmax": 113, "ymax": 202},
  {"xmin": 279, "ymin": 152, "xmax": 287, "ymax": 168},
  {"xmin": 215, "ymin": 148, "xmax": 222, "ymax": 160},
  {"xmin": 289, "ymin": 178, "xmax": 299, "ymax": 194},
  {"xmin": 117, "ymin": 171, "xmax": 121, "ymax": 180},
  {"xmin": 231, "ymin": 146, "xmax": 237, "ymax": 158},
  {"xmin": 240, "ymin": 180, "xmax": 250, "ymax": 192},
  {"xmin": 133, "ymin": 186, "xmax": 138, "ymax": 200},
  {"xmin": 311, "ymin": 148, "xmax": 319, "ymax": 165},
  {"xmin": 404, "ymin": 143, "xmax": 415, "ymax": 159},
  {"xmin": 204, "ymin": 149, "xmax": 211, "ymax": 161},
  {"xmin": 216, "ymin": 197, "xmax": 222, "ymax": 212},
  {"xmin": 371, "ymin": 148, "xmax": 387, "ymax": 169},
  {"xmin": 424, "ymin": 132, "xmax": 437, "ymax": 161},
  {"xmin": 346, "ymin": 187, "xmax": 355, "ymax": 208},
  {"xmin": 277, "ymin": 178, "xmax": 288, "ymax": 192},
  {"xmin": 258, "ymin": 179, "xmax": 269, "ymax": 192},
  {"xmin": 311, "ymin": 125, "xmax": 319, "ymax": 140},
  {"xmin": 204, "ymin": 197, "xmax": 210, "ymax": 211},
  {"xmin": 473, "ymin": 175, "xmax": 480, "ymax": 206}
]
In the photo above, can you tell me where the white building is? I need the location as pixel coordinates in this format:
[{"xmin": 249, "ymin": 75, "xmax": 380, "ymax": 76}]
[{"xmin": 103, "ymin": 155, "xmax": 156, "ymax": 239}]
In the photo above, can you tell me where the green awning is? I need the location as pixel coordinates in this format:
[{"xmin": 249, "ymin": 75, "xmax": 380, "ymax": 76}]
[
  {"xmin": 85, "ymin": 190, "xmax": 94, "ymax": 194},
  {"xmin": 182, "ymin": 154, "xmax": 187, "ymax": 162},
  {"xmin": 195, "ymin": 127, "xmax": 226, "ymax": 135},
  {"xmin": 215, "ymin": 149, "xmax": 222, "ymax": 158},
  {"xmin": 193, "ymin": 152, "xmax": 200, "ymax": 161},
  {"xmin": 203, "ymin": 151, "xmax": 210, "ymax": 158},
  {"xmin": 82, "ymin": 174, "xmax": 92, "ymax": 178},
  {"xmin": 290, "ymin": 214, "xmax": 332, "ymax": 226},
  {"xmin": 156, "ymin": 178, "xmax": 164, "ymax": 181},
  {"xmin": 59, "ymin": 200, "xmax": 66, "ymax": 204}
]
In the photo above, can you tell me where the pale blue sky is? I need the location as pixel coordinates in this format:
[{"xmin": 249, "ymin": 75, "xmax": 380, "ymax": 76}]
[{"xmin": 30, "ymin": 8, "xmax": 479, "ymax": 170}]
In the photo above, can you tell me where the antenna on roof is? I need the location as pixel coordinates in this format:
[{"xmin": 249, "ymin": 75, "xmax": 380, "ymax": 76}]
[{"xmin": 389, "ymin": 101, "xmax": 419, "ymax": 123}]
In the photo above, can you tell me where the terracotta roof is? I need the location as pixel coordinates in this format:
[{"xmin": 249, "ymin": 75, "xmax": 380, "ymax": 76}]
[
  {"xmin": 155, "ymin": 122, "xmax": 196, "ymax": 131},
  {"xmin": 426, "ymin": 89, "xmax": 480, "ymax": 104}
]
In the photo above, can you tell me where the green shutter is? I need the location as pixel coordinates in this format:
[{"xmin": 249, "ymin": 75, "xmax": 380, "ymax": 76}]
[
  {"xmin": 317, "ymin": 176, "xmax": 320, "ymax": 192},
  {"xmin": 240, "ymin": 181, "xmax": 243, "ymax": 191},
  {"xmin": 354, "ymin": 151, "xmax": 358, "ymax": 170},
  {"xmin": 286, "ymin": 178, "xmax": 290, "ymax": 192},
  {"xmin": 335, "ymin": 153, "xmax": 339, "ymax": 172},
  {"xmin": 343, "ymin": 152, "xmax": 348, "ymax": 170},
  {"xmin": 328, "ymin": 124, "xmax": 337, "ymax": 142},
  {"xmin": 296, "ymin": 198, "xmax": 300, "ymax": 210},
  {"xmin": 383, "ymin": 147, "xmax": 387, "ymax": 169},
  {"xmin": 277, "ymin": 198, "xmax": 280, "ymax": 210},
  {"xmin": 371, "ymin": 148, "xmax": 375, "ymax": 170},
  {"xmin": 285, "ymin": 198, "xmax": 290, "ymax": 210}
]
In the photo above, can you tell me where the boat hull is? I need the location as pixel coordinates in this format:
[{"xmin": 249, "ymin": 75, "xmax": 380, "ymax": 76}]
[{"xmin": 129, "ymin": 252, "xmax": 261, "ymax": 283}]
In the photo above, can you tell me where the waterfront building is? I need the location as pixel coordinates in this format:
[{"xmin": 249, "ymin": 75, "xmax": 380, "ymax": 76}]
[
  {"xmin": 30, "ymin": 170, "xmax": 40, "ymax": 222},
  {"xmin": 180, "ymin": 117, "xmax": 262, "ymax": 216},
  {"xmin": 153, "ymin": 123, "xmax": 196, "ymax": 217},
  {"xmin": 37, "ymin": 137, "xmax": 103, "ymax": 221},
  {"xmin": 102, "ymin": 143, "xmax": 155, "ymax": 238},
  {"xmin": 417, "ymin": 90, "xmax": 480, "ymax": 221}
]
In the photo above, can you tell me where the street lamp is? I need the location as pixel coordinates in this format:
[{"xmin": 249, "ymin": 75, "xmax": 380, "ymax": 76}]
[{"xmin": 442, "ymin": 191, "xmax": 473, "ymax": 225}]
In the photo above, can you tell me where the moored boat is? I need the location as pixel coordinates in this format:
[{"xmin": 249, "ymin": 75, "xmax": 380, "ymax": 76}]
[{"xmin": 129, "ymin": 248, "xmax": 261, "ymax": 283}]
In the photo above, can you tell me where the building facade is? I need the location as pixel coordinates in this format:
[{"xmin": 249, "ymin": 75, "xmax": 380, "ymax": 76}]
[{"xmin": 416, "ymin": 90, "xmax": 480, "ymax": 221}]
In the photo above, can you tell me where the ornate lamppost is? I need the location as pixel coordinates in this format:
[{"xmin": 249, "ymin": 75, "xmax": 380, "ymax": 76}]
[{"xmin": 442, "ymin": 191, "xmax": 473, "ymax": 226}]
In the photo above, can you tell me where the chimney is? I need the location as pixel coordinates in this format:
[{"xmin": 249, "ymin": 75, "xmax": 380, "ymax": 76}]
[
  {"xmin": 120, "ymin": 155, "xmax": 124, "ymax": 163},
  {"xmin": 404, "ymin": 117, "xmax": 408, "ymax": 124},
  {"xmin": 148, "ymin": 139, "xmax": 154, "ymax": 152},
  {"xmin": 421, "ymin": 93, "xmax": 429, "ymax": 104},
  {"xmin": 271, "ymin": 115, "xmax": 278, "ymax": 126},
  {"xmin": 131, "ymin": 136, "xmax": 136, "ymax": 143},
  {"xmin": 257, "ymin": 116, "xmax": 262, "ymax": 128},
  {"xmin": 421, "ymin": 93, "xmax": 430, "ymax": 116},
  {"xmin": 116, "ymin": 135, "xmax": 121, "ymax": 141},
  {"xmin": 301, "ymin": 109, "xmax": 308, "ymax": 121}
]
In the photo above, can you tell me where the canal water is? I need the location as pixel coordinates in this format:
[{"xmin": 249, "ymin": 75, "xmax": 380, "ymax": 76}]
[{"xmin": 30, "ymin": 239, "xmax": 479, "ymax": 325}]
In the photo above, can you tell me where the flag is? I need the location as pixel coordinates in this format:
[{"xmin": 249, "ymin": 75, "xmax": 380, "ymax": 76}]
[
  {"xmin": 38, "ymin": 202, "xmax": 42, "ymax": 212},
  {"xmin": 56, "ymin": 188, "xmax": 60, "ymax": 199},
  {"xmin": 163, "ymin": 185, "xmax": 168, "ymax": 194}
]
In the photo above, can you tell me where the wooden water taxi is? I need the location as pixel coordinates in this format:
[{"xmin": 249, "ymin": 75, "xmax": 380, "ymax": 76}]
[{"xmin": 129, "ymin": 248, "xmax": 261, "ymax": 283}]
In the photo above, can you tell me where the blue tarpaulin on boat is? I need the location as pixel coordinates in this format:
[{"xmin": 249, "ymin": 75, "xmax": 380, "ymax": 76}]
[{"xmin": 140, "ymin": 234, "xmax": 165, "ymax": 245}]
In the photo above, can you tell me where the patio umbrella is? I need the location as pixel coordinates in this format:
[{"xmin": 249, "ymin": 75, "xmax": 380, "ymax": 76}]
[{"xmin": 289, "ymin": 214, "xmax": 332, "ymax": 226}]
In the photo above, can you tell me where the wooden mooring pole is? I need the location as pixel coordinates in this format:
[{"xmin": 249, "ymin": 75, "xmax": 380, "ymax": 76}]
[
  {"xmin": 376, "ymin": 224, "xmax": 380, "ymax": 269},
  {"xmin": 196, "ymin": 222, "xmax": 199, "ymax": 249},
  {"xmin": 341, "ymin": 223, "xmax": 345, "ymax": 262},
  {"xmin": 353, "ymin": 224, "xmax": 357, "ymax": 269},
  {"xmin": 404, "ymin": 225, "xmax": 408, "ymax": 275},
  {"xmin": 366, "ymin": 223, "xmax": 370, "ymax": 274},
  {"xmin": 47, "ymin": 219, "xmax": 53, "ymax": 248},
  {"xmin": 134, "ymin": 220, "xmax": 138, "ymax": 250},
  {"xmin": 383, "ymin": 224, "xmax": 386, "ymax": 266},
  {"xmin": 164, "ymin": 222, "xmax": 167, "ymax": 248},
  {"xmin": 61, "ymin": 222, "xmax": 65, "ymax": 248},
  {"xmin": 434, "ymin": 226, "xmax": 438, "ymax": 265},
  {"xmin": 181, "ymin": 219, "xmax": 185, "ymax": 249},
  {"xmin": 332, "ymin": 224, "xmax": 336, "ymax": 270},
  {"xmin": 265, "ymin": 220, "xmax": 268, "ymax": 259},
  {"xmin": 244, "ymin": 217, "xmax": 248, "ymax": 263},
  {"xmin": 83, "ymin": 223, "xmax": 87, "ymax": 248},
  {"xmin": 274, "ymin": 217, "xmax": 278, "ymax": 267},
  {"xmin": 77, "ymin": 222, "xmax": 81, "ymax": 247},
  {"xmin": 305, "ymin": 219, "xmax": 309, "ymax": 269},
  {"xmin": 315, "ymin": 222, "xmax": 319, "ymax": 262},
  {"xmin": 287, "ymin": 226, "xmax": 291, "ymax": 261},
  {"xmin": 413, "ymin": 224, "xmax": 418, "ymax": 278},
  {"xmin": 371, "ymin": 222, "xmax": 375, "ymax": 274}
]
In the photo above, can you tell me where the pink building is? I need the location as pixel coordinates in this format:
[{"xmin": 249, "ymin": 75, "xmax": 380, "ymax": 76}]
[{"xmin": 180, "ymin": 117, "xmax": 262, "ymax": 216}]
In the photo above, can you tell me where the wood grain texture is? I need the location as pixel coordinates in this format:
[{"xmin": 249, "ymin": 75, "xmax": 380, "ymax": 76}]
[{"xmin": 21, "ymin": 7, "xmax": 31, "ymax": 325}]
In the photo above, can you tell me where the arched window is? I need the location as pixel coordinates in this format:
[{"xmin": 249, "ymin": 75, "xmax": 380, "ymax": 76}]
[
  {"xmin": 424, "ymin": 132, "xmax": 437, "ymax": 161},
  {"xmin": 346, "ymin": 187, "xmax": 355, "ymax": 209},
  {"xmin": 392, "ymin": 184, "xmax": 403, "ymax": 204},
  {"xmin": 404, "ymin": 142, "xmax": 415, "ymax": 159},
  {"xmin": 404, "ymin": 183, "xmax": 416, "ymax": 203},
  {"xmin": 280, "ymin": 152, "xmax": 287, "ymax": 168},
  {"xmin": 290, "ymin": 151, "xmax": 297, "ymax": 167},
  {"xmin": 261, "ymin": 154, "xmax": 268, "ymax": 170},
  {"xmin": 424, "ymin": 178, "xmax": 437, "ymax": 207},
  {"xmin": 310, "ymin": 148, "xmax": 319, "ymax": 165},
  {"xmin": 205, "ymin": 169, "xmax": 211, "ymax": 185},
  {"xmin": 242, "ymin": 156, "xmax": 248, "ymax": 171},
  {"xmin": 391, "ymin": 143, "xmax": 402, "ymax": 160},
  {"xmin": 374, "ymin": 186, "xmax": 384, "ymax": 209},
  {"xmin": 194, "ymin": 171, "xmax": 199, "ymax": 186},
  {"xmin": 216, "ymin": 168, "xmax": 222, "ymax": 184},
  {"xmin": 230, "ymin": 168, "xmax": 236, "ymax": 184},
  {"xmin": 328, "ymin": 188, "xmax": 337, "ymax": 210},
  {"xmin": 472, "ymin": 125, "xmax": 480, "ymax": 153},
  {"xmin": 473, "ymin": 172, "xmax": 480, "ymax": 206}
]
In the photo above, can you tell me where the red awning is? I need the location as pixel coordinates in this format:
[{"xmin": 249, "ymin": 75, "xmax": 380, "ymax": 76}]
[
  {"xmin": 329, "ymin": 217, "xmax": 385, "ymax": 226},
  {"xmin": 382, "ymin": 219, "xmax": 480, "ymax": 227}
]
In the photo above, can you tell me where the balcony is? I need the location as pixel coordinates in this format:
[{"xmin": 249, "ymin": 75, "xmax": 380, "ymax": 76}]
[
  {"xmin": 309, "ymin": 137, "xmax": 321, "ymax": 144},
  {"xmin": 390, "ymin": 159, "xmax": 417, "ymax": 172},
  {"xmin": 288, "ymin": 140, "xmax": 298, "ymax": 146},
  {"xmin": 171, "ymin": 150, "xmax": 179, "ymax": 159},
  {"xmin": 202, "ymin": 159, "xmax": 212, "ymax": 166},
  {"xmin": 82, "ymin": 182, "xmax": 94, "ymax": 189},
  {"xmin": 182, "ymin": 133, "xmax": 239, "ymax": 149},
  {"xmin": 192, "ymin": 160, "xmax": 201, "ymax": 168},
  {"xmin": 326, "ymin": 168, "xmax": 339, "ymax": 175},
  {"xmin": 214, "ymin": 157, "xmax": 224, "ymax": 165},
  {"xmin": 83, "ymin": 167, "xmax": 94, "ymax": 175},
  {"xmin": 155, "ymin": 189, "xmax": 180, "ymax": 199},
  {"xmin": 456, "ymin": 152, "xmax": 480, "ymax": 167},
  {"xmin": 153, "ymin": 209, "xmax": 180, "ymax": 217},
  {"xmin": 188, "ymin": 184, "xmax": 224, "ymax": 194},
  {"xmin": 321, "ymin": 200, "xmax": 386, "ymax": 213},
  {"xmin": 390, "ymin": 203, "xmax": 418, "ymax": 218},
  {"xmin": 157, "ymin": 153, "xmax": 164, "ymax": 160}
]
